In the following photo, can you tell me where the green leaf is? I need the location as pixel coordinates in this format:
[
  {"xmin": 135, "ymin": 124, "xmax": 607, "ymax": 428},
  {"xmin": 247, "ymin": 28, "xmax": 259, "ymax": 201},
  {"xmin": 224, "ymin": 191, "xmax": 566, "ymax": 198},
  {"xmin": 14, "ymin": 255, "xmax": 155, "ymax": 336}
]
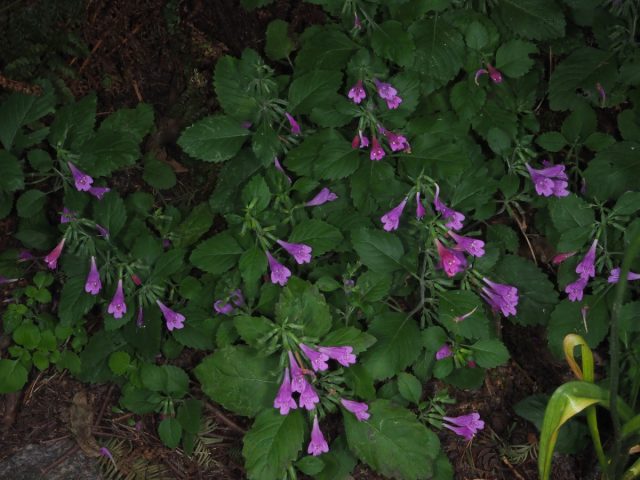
[
  {"xmin": 464, "ymin": 21, "xmax": 488, "ymax": 50},
  {"xmin": 239, "ymin": 246, "xmax": 268, "ymax": 290},
  {"xmin": 344, "ymin": 399, "xmax": 440, "ymax": 480},
  {"xmin": 584, "ymin": 141, "xmax": 640, "ymax": 201},
  {"xmin": 243, "ymin": 409, "xmax": 305, "ymax": 480},
  {"xmin": 13, "ymin": 322, "xmax": 41, "ymax": 349},
  {"xmin": 289, "ymin": 219, "xmax": 343, "ymax": 256},
  {"xmin": 450, "ymin": 80, "xmax": 486, "ymax": 121},
  {"xmin": 288, "ymin": 70, "xmax": 343, "ymax": 115},
  {"xmin": 93, "ymin": 192, "xmax": 127, "ymax": 239},
  {"xmin": 352, "ymin": 229, "xmax": 405, "ymax": 274},
  {"xmin": 16, "ymin": 190, "xmax": 46, "ymax": 217},
  {"xmin": 496, "ymin": 0, "xmax": 565, "ymax": 40},
  {"xmin": 494, "ymin": 255, "xmax": 559, "ymax": 326},
  {"xmin": 108, "ymin": 351, "xmax": 131, "ymax": 375},
  {"xmin": 314, "ymin": 436, "xmax": 357, "ymax": 480},
  {"xmin": 241, "ymin": 175, "xmax": 271, "ymax": 213},
  {"xmin": 214, "ymin": 53, "xmax": 260, "ymax": 119},
  {"xmin": 613, "ymin": 191, "xmax": 640, "ymax": 216},
  {"xmin": 234, "ymin": 315, "xmax": 275, "ymax": 348},
  {"xmin": 0, "ymin": 90, "xmax": 55, "ymax": 151},
  {"xmin": 438, "ymin": 290, "xmax": 489, "ymax": 340},
  {"xmin": 177, "ymin": 399, "xmax": 203, "ymax": 434},
  {"xmin": 265, "ymin": 20, "xmax": 293, "ymax": 61},
  {"xmin": 100, "ymin": 103, "xmax": 154, "ymax": 143},
  {"xmin": 151, "ymin": 249, "xmax": 185, "ymax": 281},
  {"xmin": 0, "ymin": 359, "xmax": 29, "ymax": 393},
  {"xmin": 194, "ymin": 346, "xmax": 279, "ymax": 416},
  {"xmin": 397, "ymin": 372, "xmax": 423, "ymax": 404},
  {"xmin": 562, "ymin": 104, "xmax": 596, "ymax": 143},
  {"xmin": 178, "ymin": 115, "xmax": 249, "ymax": 162},
  {"xmin": 471, "ymin": 339, "xmax": 510, "ymax": 368},
  {"xmin": 143, "ymin": 156, "xmax": 176, "ymax": 189},
  {"xmin": 49, "ymin": 94, "xmax": 96, "ymax": 150},
  {"xmin": 0, "ymin": 151, "xmax": 24, "ymax": 192},
  {"xmin": 371, "ymin": 20, "xmax": 415, "ymax": 67},
  {"xmin": 321, "ymin": 327, "xmax": 377, "ymax": 354},
  {"xmin": 158, "ymin": 418, "xmax": 182, "ymax": 449},
  {"xmin": 77, "ymin": 129, "xmax": 140, "ymax": 176},
  {"xmin": 275, "ymin": 278, "xmax": 332, "ymax": 338},
  {"xmin": 549, "ymin": 194, "xmax": 595, "ymax": 250},
  {"xmin": 362, "ymin": 312, "xmax": 422, "ymax": 380},
  {"xmin": 537, "ymin": 132, "xmax": 567, "ymax": 152},
  {"xmin": 173, "ymin": 202, "xmax": 214, "ymax": 248},
  {"xmin": 314, "ymin": 130, "xmax": 361, "ymax": 180},
  {"xmin": 547, "ymin": 298, "xmax": 609, "ymax": 357},
  {"xmin": 295, "ymin": 27, "xmax": 357, "ymax": 72},
  {"xmin": 495, "ymin": 39, "xmax": 537, "ymax": 77},
  {"xmin": 296, "ymin": 456, "xmax": 325, "ymax": 475},
  {"xmin": 190, "ymin": 232, "xmax": 243, "ymax": 275},
  {"xmin": 58, "ymin": 270, "xmax": 97, "ymax": 326},
  {"xmin": 27, "ymin": 149, "xmax": 53, "ymax": 172}
]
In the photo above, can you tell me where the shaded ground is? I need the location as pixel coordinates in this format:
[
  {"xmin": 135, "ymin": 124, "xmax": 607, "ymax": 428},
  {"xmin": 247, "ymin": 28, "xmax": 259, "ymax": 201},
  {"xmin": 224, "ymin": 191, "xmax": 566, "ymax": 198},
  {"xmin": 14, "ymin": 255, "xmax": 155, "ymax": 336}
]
[{"xmin": 0, "ymin": 1, "xmax": 591, "ymax": 479}]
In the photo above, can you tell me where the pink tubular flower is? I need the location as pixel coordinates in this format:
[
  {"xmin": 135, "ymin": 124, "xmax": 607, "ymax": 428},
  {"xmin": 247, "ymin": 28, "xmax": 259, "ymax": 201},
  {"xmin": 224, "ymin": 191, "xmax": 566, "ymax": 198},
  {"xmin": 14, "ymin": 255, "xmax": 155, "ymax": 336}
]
[
  {"xmin": 266, "ymin": 251, "xmax": 292, "ymax": 286},
  {"xmin": 352, "ymin": 130, "xmax": 369, "ymax": 149},
  {"xmin": 156, "ymin": 299, "xmax": 186, "ymax": 331},
  {"xmin": 306, "ymin": 187, "xmax": 338, "ymax": 207},
  {"xmin": 435, "ymin": 239, "xmax": 467, "ymax": 277},
  {"xmin": 353, "ymin": 11, "xmax": 362, "ymax": 29},
  {"xmin": 67, "ymin": 161, "xmax": 93, "ymax": 191},
  {"xmin": 608, "ymin": 268, "xmax": 640, "ymax": 284},
  {"xmin": 347, "ymin": 80, "xmax": 366, "ymax": 104},
  {"xmin": 108, "ymin": 279, "xmax": 127, "ymax": 319},
  {"xmin": 274, "ymin": 157, "xmax": 292, "ymax": 184},
  {"xmin": 442, "ymin": 412, "xmax": 485, "ymax": 441},
  {"xmin": 44, "ymin": 238, "xmax": 66, "ymax": 270},
  {"xmin": 369, "ymin": 137, "xmax": 385, "ymax": 161},
  {"xmin": 308, "ymin": 416, "xmax": 329, "ymax": 456},
  {"xmin": 385, "ymin": 95, "xmax": 402, "ymax": 109},
  {"xmin": 525, "ymin": 163, "xmax": 569, "ymax": 197},
  {"xmin": 99, "ymin": 446, "xmax": 116, "ymax": 468},
  {"xmin": 299, "ymin": 380, "xmax": 320, "ymax": 410},
  {"xmin": 136, "ymin": 306, "xmax": 145, "ymax": 327},
  {"xmin": 552, "ymin": 251, "xmax": 576, "ymax": 265},
  {"xmin": 449, "ymin": 231, "xmax": 485, "ymax": 257},
  {"xmin": 214, "ymin": 289, "xmax": 244, "ymax": 315},
  {"xmin": 474, "ymin": 68, "xmax": 489, "ymax": 86},
  {"xmin": 317, "ymin": 345, "xmax": 356, "ymax": 367},
  {"xmin": 434, "ymin": 184, "xmax": 465, "ymax": 230},
  {"xmin": 288, "ymin": 351, "xmax": 306, "ymax": 393},
  {"xmin": 131, "ymin": 274, "xmax": 142, "ymax": 286},
  {"xmin": 383, "ymin": 130, "xmax": 410, "ymax": 152},
  {"xmin": 436, "ymin": 344, "xmax": 453, "ymax": 360},
  {"xmin": 300, "ymin": 344, "xmax": 329, "ymax": 371},
  {"xmin": 566, "ymin": 277, "xmax": 588, "ymax": 302},
  {"xmin": 285, "ymin": 112, "xmax": 301, "ymax": 135},
  {"xmin": 381, "ymin": 198, "xmax": 407, "ymax": 232},
  {"xmin": 486, "ymin": 64, "xmax": 503, "ymax": 83},
  {"xmin": 576, "ymin": 240, "xmax": 598, "ymax": 279},
  {"xmin": 274, "ymin": 367, "xmax": 297, "ymax": 415},
  {"xmin": 373, "ymin": 79, "xmax": 397, "ymax": 100},
  {"xmin": 454, "ymin": 306, "xmax": 478, "ymax": 323},
  {"xmin": 88, "ymin": 186, "xmax": 110, "ymax": 200},
  {"xmin": 277, "ymin": 239, "xmax": 312, "ymax": 265},
  {"xmin": 60, "ymin": 208, "xmax": 74, "ymax": 224},
  {"xmin": 416, "ymin": 192, "xmax": 426, "ymax": 220},
  {"xmin": 481, "ymin": 278, "xmax": 519, "ymax": 317},
  {"xmin": 18, "ymin": 250, "xmax": 34, "ymax": 262},
  {"xmin": 340, "ymin": 399, "xmax": 370, "ymax": 421},
  {"xmin": 84, "ymin": 256, "xmax": 102, "ymax": 295}
]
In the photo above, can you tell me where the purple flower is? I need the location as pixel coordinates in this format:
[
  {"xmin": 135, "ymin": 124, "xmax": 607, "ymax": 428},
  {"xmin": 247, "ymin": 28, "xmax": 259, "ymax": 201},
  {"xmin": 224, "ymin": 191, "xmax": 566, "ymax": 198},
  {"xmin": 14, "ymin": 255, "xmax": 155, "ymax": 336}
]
[
  {"xmin": 44, "ymin": 238, "xmax": 66, "ymax": 270},
  {"xmin": 552, "ymin": 252, "xmax": 576, "ymax": 265},
  {"xmin": 136, "ymin": 306, "xmax": 145, "ymax": 328},
  {"xmin": 347, "ymin": 80, "xmax": 366, "ymax": 104},
  {"xmin": 435, "ymin": 239, "xmax": 467, "ymax": 277},
  {"xmin": 317, "ymin": 346, "xmax": 356, "ymax": 367},
  {"xmin": 277, "ymin": 239, "xmax": 312, "ymax": 265},
  {"xmin": 299, "ymin": 380, "xmax": 320, "ymax": 410},
  {"xmin": 67, "ymin": 161, "xmax": 93, "ymax": 191},
  {"xmin": 434, "ymin": 184, "xmax": 465, "ymax": 230},
  {"xmin": 449, "ymin": 231, "xmax": 485, "ymax": 257},
  {"xmin": 526, "ymin": 163, "xmax": 569, "ymax": 197},
  {"xmin": 576, "ymin": 240, "xmax": 598, "ymax": 280},
  {"xmin": 60, "ymin": 208, "xmax": 74, "ymax": 224},
  {"xmin": 266, "ymin": 251, "xmax": 292, "ymax": 286},
  {"xmin": 353, "ymin": 12, "xmax": 361, "ymax": 29},
  {"xmin": 565, "ymin": 277, "xmax": 588, "ymax": 302},
  {"xmin": 88, "ymin": 186, "xmax": 111, "ymax": 200},
  {"xmin": 95, "ymin": 224, "xmax": 110, "ymax": 238},
  {"xmin": 370, "ymin": 137, "xmax": 385, "ymax": 161},
  {"xmin": 84, "ymin": 256, "xmax": 102, "ymax": 295},
  {"xmin": 274, "ymin": 367, "xmax": 297, "ymax": 415},
  {"xmin": 300, "ymin": 344, "xmax": 329, "ymax": 372},
  {"xmin": 487, "ymin": 64, "xmax": 503, "ymax": 83},
  {"xmin": 274, "ymin": 157, "xmax": 291, "ymax": 184},
  {"xmin": 383, "ymin": 130, "xmax": 410, "ymax": 152},
  {"xmin": 108, "ymin": 279, "xmax": 127, "ymax": 319},
  {"xmin": 416, "ymin": 192, "xmax": 426, "ymax": 220},
  {"xmin": 596, "ymin": 82, "xmax": 606, "ymax": 107},
  {"xmin": 436, "ymin": 344, "xmax": 453, "ymax": 360},
  {"xmin": 306, "ymin": 188, "xmax": 338, "ymax": 207},
  {"xmin": 340, "ymin": 399, "xmax": 370, "ymax": 421},
  {"xmin": 442, "ymin": 412, "xmax": 485, "ymax": 441},
  {"xmin": 454, "ymin": 307, "xmax": 478, "ymax": 323},
  {"xmin": 285, "ymin": 112, "xmax": 301, "ymax": 136},
  {"xmin": 381, "ymin": 198, "xmax": 408, "ymax": 232},
  {"xmin": 307, "ymin": 416, "xmax": 329, "ymax": 456},
  {"xmin": 385, "ymin": 95, "xmax": 402, "ymax": 109},
  {"xmin": 607, "ymin": 267, "xmax": 640, "ymax": 283},
  {"xmin": 214, "ymin": 289, "xmax": 244, "ymax": 315},
  {"xmin": 99, "ymin": 447, "xmax": 116, "ymax": 467},
  {"xmin": 474, "ymin": 68, "xmax": 489, "ymax": 85},
  {"xmin": 18, "ymin": 250, "xmax": 34, "ymax": 262},
  {"xmin": 481, "ymin": 278, "xmax": 519, "ymax": 317},
  {"xmin": 156, "ymin": 299, "xmax": 186, "ymax": 331},
  {"xmin": 351, "ymin": 130, "xmax": 369, "ymax": 149},
  {"xmin": 373, "ymin": 79, "xmax": 398, "ymax": 100},
  {"xmin": 288, "ymin": 351, "xmax": 306, "ymax": 393}
]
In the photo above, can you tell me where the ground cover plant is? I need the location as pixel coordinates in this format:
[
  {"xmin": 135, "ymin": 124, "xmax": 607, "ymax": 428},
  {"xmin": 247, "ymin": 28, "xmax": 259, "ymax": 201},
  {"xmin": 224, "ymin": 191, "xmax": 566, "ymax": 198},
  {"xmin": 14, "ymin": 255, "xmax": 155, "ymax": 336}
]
[{"xmin": 1, "ymin": 0, "xmax": 640, "ymax": 479}]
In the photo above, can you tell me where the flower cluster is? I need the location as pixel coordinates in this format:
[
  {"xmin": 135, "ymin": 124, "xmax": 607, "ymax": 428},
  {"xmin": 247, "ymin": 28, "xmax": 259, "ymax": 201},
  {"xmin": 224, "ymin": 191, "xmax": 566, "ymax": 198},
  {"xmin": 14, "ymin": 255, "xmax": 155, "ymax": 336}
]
[
  {"xmin": 265, "ymin": 239, "xmax": 313, "ymax": 287},
  {"xmin": 274, "ymin": 344, "xmax": 368, "ymax": 457},
  {"xmin": 565, "ymin": 239, "xmax": 598, "ymax": 302}
]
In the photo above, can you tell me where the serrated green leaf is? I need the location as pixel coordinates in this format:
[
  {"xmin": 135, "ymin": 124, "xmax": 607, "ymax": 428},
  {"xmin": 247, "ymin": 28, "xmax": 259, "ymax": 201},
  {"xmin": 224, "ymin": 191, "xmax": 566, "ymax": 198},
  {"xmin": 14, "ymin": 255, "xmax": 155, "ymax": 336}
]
[
  {"xmin": 537, "ymin": 132, "xmax": 567, "ymax": 152},
  {"xmin": 288, "ymin": 70, "xmax": 343, "ymax": 115},
  {"xmin": 321, "ymin": 327, "xmax": 377, "ymax": 354},
  {"xmin": 314, "ymin": 131, "xmax": 361, "ymax": 180},
  {"xmin": 275, "ymin": 278, "xmax": 332, "ymax": 338},
  {"xmin": 583, "ymin": 141, "xmax": 640, "ymax": 201},
  {"xmin": 547, "ymin": 298, "xmax": 609, "ymax": 357},
  {"xmin": 178, "ymin": 115, "xmax": 249, "ymax": 162},
  {"xmin": 265, "ymin": 20, "xmax": 293, "ymax": 61},
  {"xmin": 397, "ymin": 372, "xmax": 423, "ymax": 404},
  {"xmin": 190, "ymin": 232, "xmax": 243, "ymax": 275},
  {"xmin": 471, "ymin": 339, "xmax": 509, "ymax": 368},
  {"xmin": 450, "ymin": 81, "xmax": 486, "ymax": 121},
  {"xmin": 214, "ymin": 53, "xmax": 260, "ymax": 119},
  {"xmin": 371, "ymin": 20, "xmax": 415, "ymax": 67},
  {"xmin": 158, "ymin": 418, "xmax": 182, "ymax": 449},
  {"xmin": 0, "ymin": 151, "xmax": 24, "ymax": 192},
  {"xmin": 16, "ymin": 189, "xmax": 46, "ymax": 217},
  {"xmin": 352, "ymin": 229, "xmax": 405, "ymax": 274},
  {"xmin": 497, "ymin": 0, "xmax": 565, "ymax": 40},
  {"xmin": 143, "ymin": 156, "xmax": 176, "ymax": 189},
  {"xmin": 0, "ymin": 359, "xmax": 28, "ymax": 393},
  {"xmin": 241, "ymin": 175, "xmax": 271, "ymax": 212},
  {"xmin": 0, "ymin": 89, "xmax": 55, "ymax": 151},
  {"xmin": 495, "ymin": 39, "xmax": 537, "ymax": 77},
  {"xmin": 289, "ymin": 219, "xmax": 343, "ymax": 256},
  {"xmin": 438, "ymin": 290, "xmax": 490, "ymax": 339},
  {"xmin": 93, "ymin": 192, "xmax": 127, "ymax": 238}
]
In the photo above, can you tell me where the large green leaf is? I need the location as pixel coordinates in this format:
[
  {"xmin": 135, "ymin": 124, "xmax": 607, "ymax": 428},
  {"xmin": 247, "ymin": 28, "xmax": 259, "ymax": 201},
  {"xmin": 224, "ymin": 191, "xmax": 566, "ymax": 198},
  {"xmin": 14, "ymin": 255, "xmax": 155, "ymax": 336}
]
[
  {"xmin": 295, "ymin": 27, "xmax": 357, "ymax": 72},
  {"xmin": 214, "ymin": 51, "xmax": 260, "ymax": 119},
  {"xmin": 583, "ymin": 141, "xmax": 640, "ymax": 201},
  {"xmin": 0, "ymin": 359, "xmax": 29, "ymax": 393},
  {"xmin": 314, "ymin": 131, "xmax": 361, "ymax": 180},
  {"xmin": 496, "ymin": 0, "xmax": 565, "ymax": 40},
  {"xmin": 190, "ymin": 232, "xmax": 243, "ymax": 275},
  {"xmin": 243, "ymin": 409, "xmax": 305, "ymax": 480},
  {"xmin": 344, "ymin": 399, "xmax": 440, "ymax": 480},
  {"xmin": 194, "ymin": 346, "xmax": 279, "ymax": 417},
  {"xmin": 0, "ymin": 150, "xmax": 25, "ymax": 192},
  {"xmin": 371, "ymin": 20, "xmax": 415, "ymax": 67},
  {"xmin": 471, "ymin": 339, "xmax": 510, "ymax": 368},
  {"xmin": 178, "ymin": 115, "xmax": 250, "ymax": 162},
  {"xmin": 0, "ymin": 88, "xmax": 55, "ymax": 151},
  {"xmin": 275, "ymin": 278, "xmax": 332, "ymax": 338},
  {"xmin": 93, "ymin": 192, "xmax": 127, "ymax": 239},
  {"xmin": 495, "ymin": 39, "xmax": 537, "ymax": 77},
  {"xmin": 438, "ymin": 290, "xmax": 489, "ymax": 340},
  {"xmin": 549, "ymin": 195, "xmax": 595, "ymax": 251},
  {"xmin": 289, "ymin": 219, "xmax": 343, "ymax": 256},
  {"xmin": 362, "ymin": 312, "xmax": 422, "ymax": 380},
  {"xmin": 351, "ymin": 229, "xmax": 405, "ymax": 274},
  {"xmin": 48, "ymin": 94, "xmax": 96, "ymax": 150},
  {"xmin": 547, "ymin": 298, "xmax": 609, "ymax": 358},
  {"xmin": 288, "ymin": 70, "xmax": 343, "ymax": 115},
  {"xmin": 265, "ymin": 20, "xmax": 294, "ymax": 61}
]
